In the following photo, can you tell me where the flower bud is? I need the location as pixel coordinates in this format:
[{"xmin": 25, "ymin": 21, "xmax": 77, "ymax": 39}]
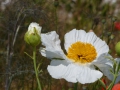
[
  {"xmin": 24, "ymin": 22, "xmax": 42, "ymax": 47},
  {"xmin": 115, "ymin": 22, "xmax": 120, "ymax": 31},
  {"xmin": 115, "ymin": 42, "xmax": 120, "ymax": 56}
]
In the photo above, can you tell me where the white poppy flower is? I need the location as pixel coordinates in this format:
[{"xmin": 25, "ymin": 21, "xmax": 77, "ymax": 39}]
[{"xmin": 40, "ymin": 29, "xmax": 112, "ymax": 84}]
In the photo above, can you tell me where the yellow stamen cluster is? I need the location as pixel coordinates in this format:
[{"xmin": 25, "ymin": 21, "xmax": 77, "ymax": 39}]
[{"xmin": 67, "ymin": 41, "xmax": 97, "ymax": 64}]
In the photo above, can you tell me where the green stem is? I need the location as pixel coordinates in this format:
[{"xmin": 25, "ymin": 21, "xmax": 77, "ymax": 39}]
[
  {"xmin": 74, "ymin": 82, "xmax": 78, "ymax": 90},
  {"xmin": 33, "ymin": 47, "xmax": 42, "ymax": 90},
  {"xmin": 107, "ymin": 62, "xmax": 119, "ymax": 90},
  {"xmin": 107, "ymin": 74, "xmax": 117, "ymax": 90}
]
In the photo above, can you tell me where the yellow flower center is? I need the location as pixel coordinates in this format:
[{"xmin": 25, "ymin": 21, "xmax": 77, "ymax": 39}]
[{"xmin": 67, "ymin": 41, "xmax": 97, "ymax": 64}]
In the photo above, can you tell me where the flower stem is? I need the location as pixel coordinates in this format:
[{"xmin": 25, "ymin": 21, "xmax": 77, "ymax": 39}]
[
  {"xmin": 33, "ymin": 47, "xmax": 42, "ymax": 90},
  {"xmin": 74, "ymin": 82, "xmax": 78, "ymax": 90},
  {"xmin": 107, "ymin": 74, "xmax": 117, "ymax": 90},
  {"xmin": 107, "ymin": 61, "xmax": 120, "ymax": 90}
]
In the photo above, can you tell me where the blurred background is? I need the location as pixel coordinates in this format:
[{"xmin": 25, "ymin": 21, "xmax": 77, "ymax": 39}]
[{"xmin": 0, "ymin": 0, "xmax": 120, "ymax": 90}]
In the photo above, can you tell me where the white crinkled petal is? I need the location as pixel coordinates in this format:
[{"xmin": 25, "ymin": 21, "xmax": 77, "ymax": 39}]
[
  {"xmin": 64, "ymin": 29, "xmax": 109, "ymax": 56},
  {"xmin": 93, "ymin": 54, "xmax": 114, "ymax": 81},
  {"xmin": 99, "ymin": 65, "xmax": 120, "ymax": 84},
  {"xmin": 92, "ymin": 53, "xmax": 113, "ymax": 67},
  {"xmin": 47, "ymin": 60, "xmax": 75, "ymax": 81},
  {"xmin": 40, "ymin": 47, "xmax": 66, "ymax": 59},
  {"xmin": 48, "ymin": 60, "xmax": 103, "ymax": 84},
  {"xmin": 41, "ymin": 31, "xmax": 61, "ymax": 50},
  {"xmin": 83, "ymin": 32, "xmax": 97, "ymax": 44},
  {"xmin": 93, "ymin": 38, "xmax": 109, "ymax": 57},
  {"xmin": 40, "ymin": 31, "xmax": 66, "ymax": 59},
  {"xmin": 84, "ymin": 32, "xmax": 109, "ymax": 57},
  {"xmin": 76, "ymin": 65, "xmax": 103, "ymax": 84},
  {"xmin": 98, "ymin": 65, "xmax": 113, "ymax": 81},
  {"xmin": 40, "ymin": 47, "xmax": 46, "ymax": 57},
  {"xmin": 50, "ymin": 60, "xmax": 69, "ymax": 66},
  {"xmin": 64, "ymin": 29, "xmax": 86, "ymax": 52}
]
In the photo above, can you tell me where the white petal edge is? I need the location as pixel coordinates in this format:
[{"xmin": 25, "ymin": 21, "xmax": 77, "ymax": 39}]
[
  {"xmin": 76, "ymin": 65, "xmax": 103, "ymax": 84},
  {"xmin": 98, "ymin": 65, "xmax": 113, "ymax": 81},
  {"xmin": 41, "ymin": 31, "xmax": 61, "ymax": 50},
  {"xmin": 40, "ymin": 47, "xmax": 46, "ymax": 57},
  {"xmin": 64, "ymin": 29, "xmax": 86, "ymax": 52},
  {"xmin": 92, "ymin": 53, "xmax": 113, "ymax": 67},
  {"xmin": 40, "ymin": 31, "xmax": 66, "ymax": 59},
  {"xmin": 83, "ymin": 32, "xmax": 109, "ymax": 57},
  {"xmin": 40, "ymin": 47, "xmax": 66, "ymax": 59},
  {"xmin": 48, "ymin": 60, "xmax": 103, "ymax": 84},
  {"xmin": 93, "ymin": 54, "xmax": 114, "ymax": 81},
  {"xmin": 64, "ymin": 29, "xmax": 109, "ymax": 56}
]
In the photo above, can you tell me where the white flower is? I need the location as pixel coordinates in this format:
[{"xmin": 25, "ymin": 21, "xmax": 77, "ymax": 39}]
[
  {"xmin": 40, "ymin": 29, "xmax": 112, "ymax": 84},
  {"xmin": 28, "ymin": 22, "xmax": 42, "ymax": 36}
]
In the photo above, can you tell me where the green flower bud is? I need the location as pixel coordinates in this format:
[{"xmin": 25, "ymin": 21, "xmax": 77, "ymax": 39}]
[
  {"xmin": 115, "ymin": 42, "xmax": 120, "ymax": 56},
  {"xmin": 24, "ymin": 22, "xmax": 42, "ymax": 47}
]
